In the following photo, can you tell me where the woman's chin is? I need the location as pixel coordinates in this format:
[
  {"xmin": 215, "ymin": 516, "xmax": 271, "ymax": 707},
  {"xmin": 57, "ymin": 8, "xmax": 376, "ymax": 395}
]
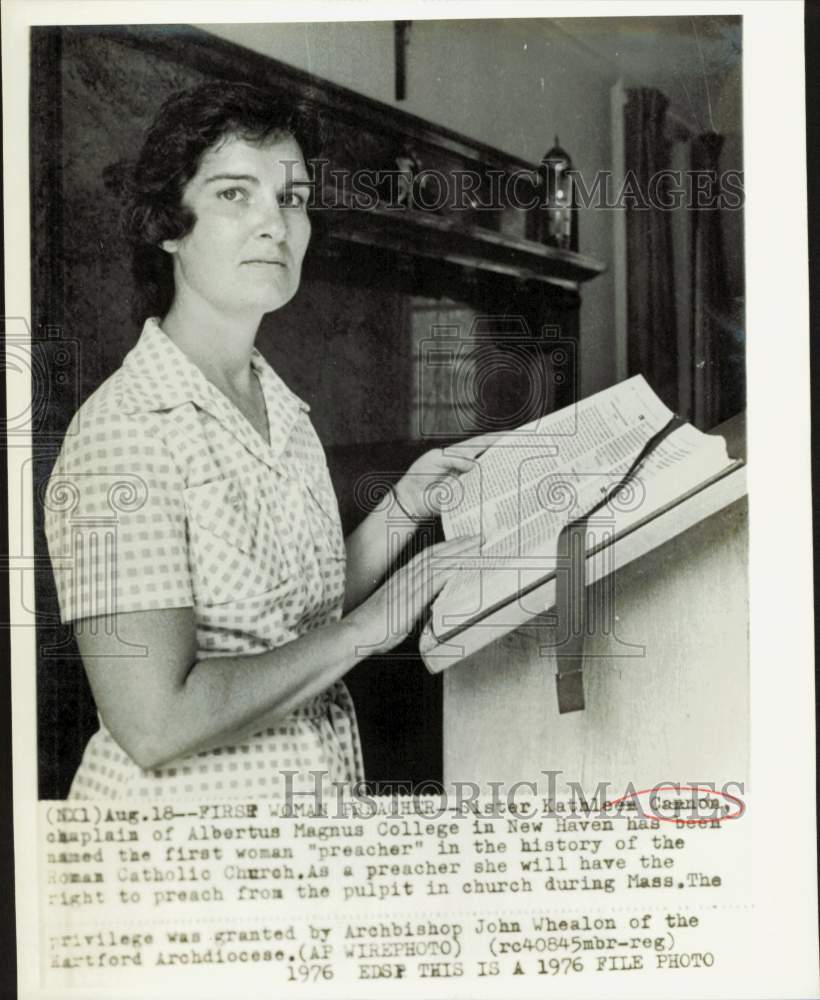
[
  {"xmin": 223, "ymin": 287, "xmax": 298, "ymax": 318},
  {"xmin": 260, "ymin": 288, "xmax": 298, "ymax": 315}
]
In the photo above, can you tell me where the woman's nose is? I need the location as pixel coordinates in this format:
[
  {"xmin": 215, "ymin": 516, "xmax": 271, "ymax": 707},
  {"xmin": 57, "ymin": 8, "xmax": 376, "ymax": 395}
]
[{"xmin": 256, "ymin": 199, "xmax": 288, "ymax": 241}]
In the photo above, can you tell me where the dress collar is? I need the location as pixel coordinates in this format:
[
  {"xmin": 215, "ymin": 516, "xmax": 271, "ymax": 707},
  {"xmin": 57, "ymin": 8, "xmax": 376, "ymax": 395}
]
[{"xmin": 120, "ymin": 317, "xmax": 310, "ymax": 467}]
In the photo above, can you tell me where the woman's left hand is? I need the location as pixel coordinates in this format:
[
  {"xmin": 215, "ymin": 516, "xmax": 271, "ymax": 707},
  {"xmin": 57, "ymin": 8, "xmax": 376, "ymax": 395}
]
[{"xmin": 393, "ymin": 434, "xmax": 493, "ymax": 521}]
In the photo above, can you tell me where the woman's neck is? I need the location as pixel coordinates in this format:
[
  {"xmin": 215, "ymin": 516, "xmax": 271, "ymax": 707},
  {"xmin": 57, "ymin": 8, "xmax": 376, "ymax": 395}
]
[{"xmin": 160, "ymin": 296, "xmax": 262, "ymax": 395}]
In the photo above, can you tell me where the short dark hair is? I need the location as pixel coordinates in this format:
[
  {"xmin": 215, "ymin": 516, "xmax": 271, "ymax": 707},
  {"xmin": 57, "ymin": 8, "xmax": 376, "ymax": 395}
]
[{"xmin": 122, "ymin": 80, "xmax": 322, "ymax": 319}]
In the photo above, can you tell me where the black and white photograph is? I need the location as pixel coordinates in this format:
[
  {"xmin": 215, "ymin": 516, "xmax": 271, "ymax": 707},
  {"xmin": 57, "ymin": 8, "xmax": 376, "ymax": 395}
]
[
  {"xmin": 4, "ymin": 2, "xmax": 817, "ymax": 997},
  {"xmin": 30, "ymin": 14, "xmax": 748, "ymax": 798}
]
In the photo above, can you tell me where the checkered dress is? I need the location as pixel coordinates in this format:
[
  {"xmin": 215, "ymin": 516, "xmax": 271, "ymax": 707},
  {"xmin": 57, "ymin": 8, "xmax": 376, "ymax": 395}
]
[{"xmin": 44, "ymin": 318, "xmax": 364, "ymax": 799}]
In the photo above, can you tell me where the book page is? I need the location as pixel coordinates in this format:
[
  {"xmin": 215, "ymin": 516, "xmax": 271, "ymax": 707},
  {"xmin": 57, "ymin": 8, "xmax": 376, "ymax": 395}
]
[{"xmin": 443, "ymin": 375, "xmax": 673, "ymax": 547}]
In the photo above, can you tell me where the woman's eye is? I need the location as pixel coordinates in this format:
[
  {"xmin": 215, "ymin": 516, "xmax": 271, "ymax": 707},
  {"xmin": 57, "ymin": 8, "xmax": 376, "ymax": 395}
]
[
  {"xmin": 218, "ymin": 187, "xmax": 247, "ymax": 203},
  {"xmin": 280, "ymin": 190, "xmax": 307, "ymax": 208}
]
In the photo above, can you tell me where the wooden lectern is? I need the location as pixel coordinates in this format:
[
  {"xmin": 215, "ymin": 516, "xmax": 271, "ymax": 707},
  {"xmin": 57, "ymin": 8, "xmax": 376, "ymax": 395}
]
[{"xmin": 442, "ymin": 416, "xmax": 748, "ymax": 795}]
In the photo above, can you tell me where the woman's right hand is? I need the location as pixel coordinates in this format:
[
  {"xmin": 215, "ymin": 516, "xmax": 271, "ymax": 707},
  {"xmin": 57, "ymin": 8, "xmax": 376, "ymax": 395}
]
[{"xmin": 343, "ymin": 534, "xmax": 482, "ymax": 656}]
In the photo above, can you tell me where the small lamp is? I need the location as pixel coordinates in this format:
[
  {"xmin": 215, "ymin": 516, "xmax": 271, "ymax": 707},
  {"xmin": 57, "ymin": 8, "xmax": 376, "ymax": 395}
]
[{"xmin": 539, "ymin": 136, "xmax": 578, "ymax": 252}]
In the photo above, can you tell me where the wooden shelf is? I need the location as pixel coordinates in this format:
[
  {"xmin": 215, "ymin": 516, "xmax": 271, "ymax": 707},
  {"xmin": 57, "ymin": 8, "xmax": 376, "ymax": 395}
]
[{"xmin": 324, "ymin": 200, "xmax": 607, "ymax": 290}]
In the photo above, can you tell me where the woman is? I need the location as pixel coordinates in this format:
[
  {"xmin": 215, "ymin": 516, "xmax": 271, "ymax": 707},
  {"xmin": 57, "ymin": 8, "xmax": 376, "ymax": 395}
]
[{"xmin": 44, "ymin": 81, "xmax": 482, "ymax": 799}]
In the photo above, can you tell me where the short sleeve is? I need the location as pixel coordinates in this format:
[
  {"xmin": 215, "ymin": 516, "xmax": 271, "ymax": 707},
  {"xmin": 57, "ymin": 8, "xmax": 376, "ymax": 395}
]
[{"xmin": 43, "ymin": 410, "xmax": 193, "ymax": 622}]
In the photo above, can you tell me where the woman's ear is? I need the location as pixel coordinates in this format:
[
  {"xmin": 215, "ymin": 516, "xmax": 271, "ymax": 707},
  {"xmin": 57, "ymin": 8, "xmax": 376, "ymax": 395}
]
[{"xmin": 160, "ymin": 238, "xmax": 179, "ymax": 254}]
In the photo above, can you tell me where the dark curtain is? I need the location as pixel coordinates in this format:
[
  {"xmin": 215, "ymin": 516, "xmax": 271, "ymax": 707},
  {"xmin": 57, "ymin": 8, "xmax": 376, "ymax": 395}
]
[
  {"xmin": 690, "ymin": 131, "xmax": 735, "ymax": 429},
  {"xmin": 624, "ymin": 88, "xmax": 678, "ymax": 410}
]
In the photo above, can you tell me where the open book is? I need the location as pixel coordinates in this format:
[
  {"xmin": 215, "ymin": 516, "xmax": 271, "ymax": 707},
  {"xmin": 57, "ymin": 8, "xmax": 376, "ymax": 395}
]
[{"xmin": 419, "ymin": 375, "xmax": 745, "ymax": 672}]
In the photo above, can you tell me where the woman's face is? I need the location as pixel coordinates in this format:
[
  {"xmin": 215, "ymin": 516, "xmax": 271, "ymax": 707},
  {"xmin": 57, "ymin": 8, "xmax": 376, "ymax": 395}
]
[{"xmin": 162, "ymin": 133, "xmax": 312, "ymax": 319}]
